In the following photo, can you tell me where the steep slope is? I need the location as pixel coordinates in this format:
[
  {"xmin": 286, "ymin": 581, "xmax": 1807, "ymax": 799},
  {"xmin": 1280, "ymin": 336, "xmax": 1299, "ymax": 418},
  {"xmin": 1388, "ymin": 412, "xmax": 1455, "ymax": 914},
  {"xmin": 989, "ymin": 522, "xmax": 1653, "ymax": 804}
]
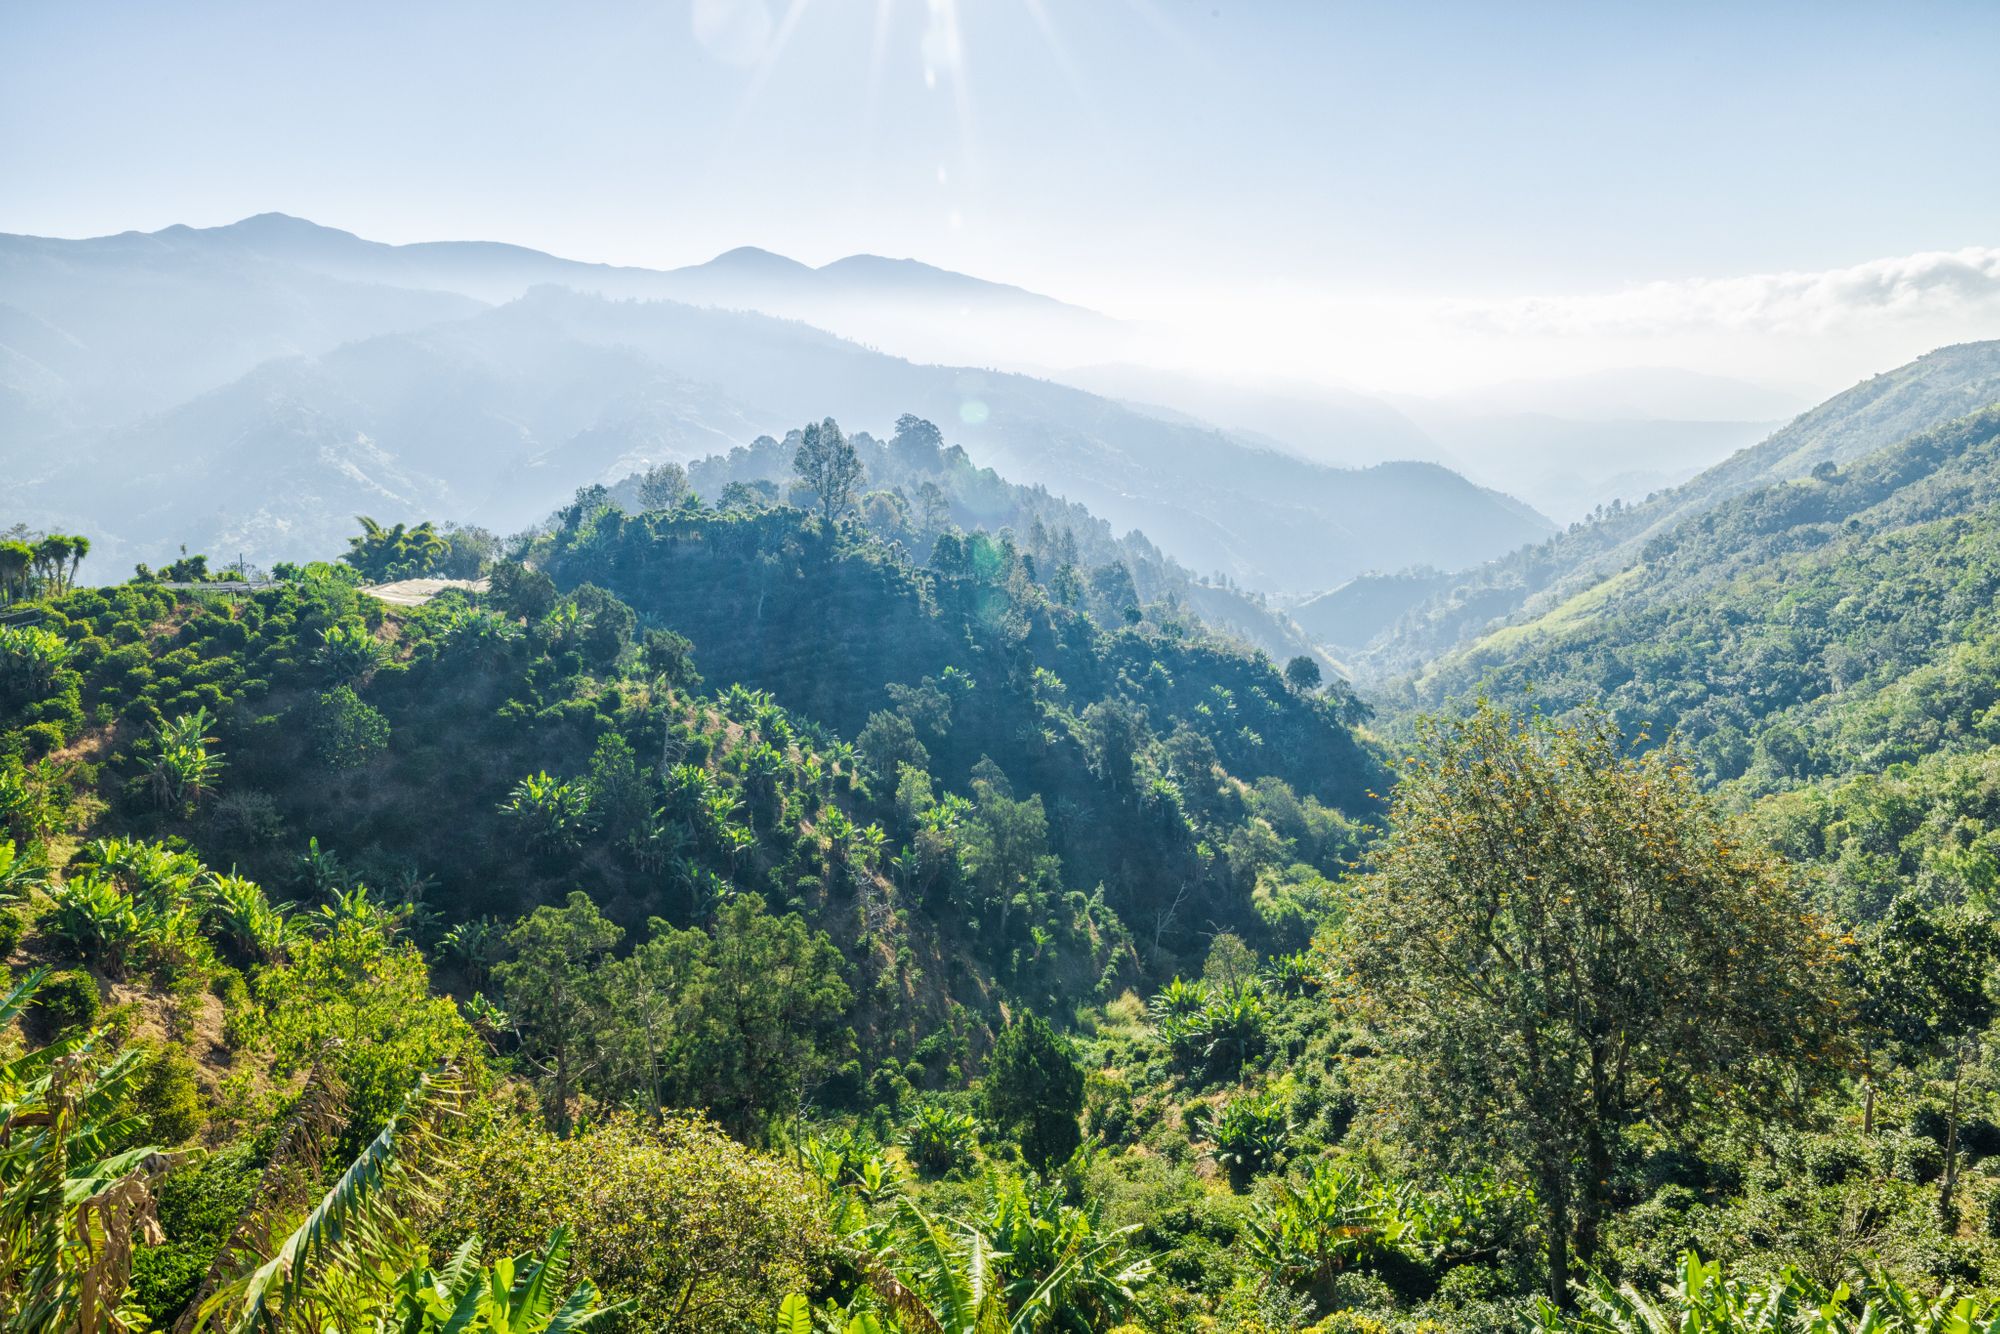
[
  {"xmin": 1290, "ymin": 569, "xmax": 1455, "ymax": 652},
  {"xmin": 1360, "ymin": 340, "xmax": 2000, "ymax": 675},
  {"xmin": 1381, "ymin": 404, "xmax": 2000, "ymax": 793}
]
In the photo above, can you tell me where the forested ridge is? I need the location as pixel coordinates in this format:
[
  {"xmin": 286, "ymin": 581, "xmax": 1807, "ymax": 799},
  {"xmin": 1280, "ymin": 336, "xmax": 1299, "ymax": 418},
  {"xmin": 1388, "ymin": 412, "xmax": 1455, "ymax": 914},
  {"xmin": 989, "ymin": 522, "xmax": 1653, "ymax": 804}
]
[{"xmin": 11, "ymin": 393, "xmax": 2000, "ymax": 1334}]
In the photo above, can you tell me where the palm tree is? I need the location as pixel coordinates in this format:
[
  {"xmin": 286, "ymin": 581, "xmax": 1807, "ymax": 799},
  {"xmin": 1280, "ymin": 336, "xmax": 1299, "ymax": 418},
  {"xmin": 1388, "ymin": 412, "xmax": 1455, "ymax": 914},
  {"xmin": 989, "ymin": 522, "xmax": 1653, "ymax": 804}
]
[
  {"xmin": 0, "ymin": 541, "xmax": 32, "ymax": 603},
  {"xmin": 63, "ymin": 535, "xmax": 90, "ymax": 591},
  {"xmin": 32, "ymin": 535, "xmax": 72, "ymax": 595}
]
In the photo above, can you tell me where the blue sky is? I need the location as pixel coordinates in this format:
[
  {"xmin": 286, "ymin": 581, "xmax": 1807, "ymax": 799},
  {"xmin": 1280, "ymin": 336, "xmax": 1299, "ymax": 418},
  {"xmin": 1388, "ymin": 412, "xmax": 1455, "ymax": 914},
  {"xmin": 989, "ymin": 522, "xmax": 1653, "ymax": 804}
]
[{"xmin": 5, "ymin": 0, "xmax": 1999, "ymax": 389}]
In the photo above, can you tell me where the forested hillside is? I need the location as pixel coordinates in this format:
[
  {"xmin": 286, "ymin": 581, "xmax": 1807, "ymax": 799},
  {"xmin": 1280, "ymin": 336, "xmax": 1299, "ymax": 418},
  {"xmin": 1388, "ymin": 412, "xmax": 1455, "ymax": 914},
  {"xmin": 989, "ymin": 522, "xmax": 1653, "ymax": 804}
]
[
  {"xmin": 1388, "ymin": 405, "xmax": 2000, "ymax": 789},
  {"xmin": 1347, "ymin": 340, "xmax": 2000, "ymax": 675},
  {"xmin": 16, "ymin": 375, "xmax": 2000, "ymax": 1333},
  {"xmin": 641, "ymin": 412, "xmax": 1333, "ymax": 670}
]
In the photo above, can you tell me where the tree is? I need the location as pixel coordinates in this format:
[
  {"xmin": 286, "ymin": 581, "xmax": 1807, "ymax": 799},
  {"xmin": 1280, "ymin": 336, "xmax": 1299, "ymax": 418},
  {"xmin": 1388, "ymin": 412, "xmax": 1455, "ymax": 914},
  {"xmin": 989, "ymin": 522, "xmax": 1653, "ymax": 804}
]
[
  {"xmin": 640, "ymin": 628, "xmax": 702, "ymax": 694},
  {"xmin": 495, "ymin": 892, "xmax": 623, "ymax": 1135},
  {"xmin": 487, "ymin": 562, "xmax": 558, "ymax": 622},
  {"xmin": 856, "ymin": 710, "xmax": 929, "ymax": 786},
  {"xmin": 63, "ymin": 534, "xmax": 90, "ymax": 590},
  {"xmin": 1856, "ymin": 889, "xmax": 1999, "ymax": 1212},
  {"xmin": 32, "ymin": 535, "xmax": 73, "ymax": 595},
  {"xmin": 637, "ymin": 460, "xmax": 690, "ymax": 511},
  {"xmin": 982, "ymin": 1013, "xmax": 1084, "ymax": 1172},
  {"xmin": 444, "ymin": 1114, "xmax": 829, "ymax": 1332},
  {"xmin": 1283, "ymin": 655, "xmax": 1322, "ymax": 693},
  {"xmin": 564, "ymin": 584, "xmax": 635, "ymax": 670},
  {"xmin": 1339, "ymin": 703, "xmax": 1844, "ymax": 1303},
  {"xmin": 254, "ymin": 896, "xmax": 477, "ymax": 1132},
  {"xmin": 890, "ymin": 413, "xmax": 946, "ymax": 469},
  {"xmin": 791, "ymin": 418, "xmax": 864, "ymax": 524},
  {"xmin": 603, "ymin": 895, "xmax": 851, "ymax": 1138},
  {"xmin": 964, "ymin": 773, "xmax": 1058, "ymax": 954},
  {"xmin": 0, "ymin": 540, "xmax": 31, "ymax": 603}
]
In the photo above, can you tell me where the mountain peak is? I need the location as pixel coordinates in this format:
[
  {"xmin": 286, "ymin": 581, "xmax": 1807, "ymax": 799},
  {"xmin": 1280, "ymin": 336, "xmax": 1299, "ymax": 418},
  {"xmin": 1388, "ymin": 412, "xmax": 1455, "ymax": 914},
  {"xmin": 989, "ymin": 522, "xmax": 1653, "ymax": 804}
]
[{"xmin": 688, "ymin": 245, "xmax": 813, "ymax": 277}]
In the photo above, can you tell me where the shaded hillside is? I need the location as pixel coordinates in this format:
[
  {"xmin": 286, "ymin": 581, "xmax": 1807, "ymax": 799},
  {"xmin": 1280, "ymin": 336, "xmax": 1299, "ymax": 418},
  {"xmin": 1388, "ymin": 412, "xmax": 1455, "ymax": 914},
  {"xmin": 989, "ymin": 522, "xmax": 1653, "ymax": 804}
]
[{"xmin": 1290, "ymin": 569, "xmax": 1455, "ymax": 652}]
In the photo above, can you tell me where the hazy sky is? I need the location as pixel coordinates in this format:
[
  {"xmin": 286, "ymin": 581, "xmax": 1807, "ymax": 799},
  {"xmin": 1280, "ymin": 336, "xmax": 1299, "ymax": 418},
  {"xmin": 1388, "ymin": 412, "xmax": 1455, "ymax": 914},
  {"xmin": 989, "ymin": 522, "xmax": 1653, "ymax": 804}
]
[{"xmin": 6, "ymin": 0, "xmax": 2000, "ymax": 393}]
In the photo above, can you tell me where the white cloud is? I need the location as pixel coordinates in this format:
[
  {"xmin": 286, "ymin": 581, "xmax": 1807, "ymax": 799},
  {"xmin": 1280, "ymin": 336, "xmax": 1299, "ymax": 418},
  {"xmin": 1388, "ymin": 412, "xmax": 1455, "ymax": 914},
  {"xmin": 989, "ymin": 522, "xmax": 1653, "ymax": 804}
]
[{"xmin": 1441, "ymin": 246, "xmax": 2000, "ymax": 338}]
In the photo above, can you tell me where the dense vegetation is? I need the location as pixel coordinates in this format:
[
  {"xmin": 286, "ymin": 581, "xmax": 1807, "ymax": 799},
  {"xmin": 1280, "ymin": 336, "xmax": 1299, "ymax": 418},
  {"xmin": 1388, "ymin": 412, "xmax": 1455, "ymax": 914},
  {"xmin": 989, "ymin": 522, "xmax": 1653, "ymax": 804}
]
[
  {"xmin": 14, "ymin": 380, "xmax": 2000, "ymax": 1332},
  {"xmin": 1352, "ymin": 339, "xmax": 2000, "ymax": 678}
]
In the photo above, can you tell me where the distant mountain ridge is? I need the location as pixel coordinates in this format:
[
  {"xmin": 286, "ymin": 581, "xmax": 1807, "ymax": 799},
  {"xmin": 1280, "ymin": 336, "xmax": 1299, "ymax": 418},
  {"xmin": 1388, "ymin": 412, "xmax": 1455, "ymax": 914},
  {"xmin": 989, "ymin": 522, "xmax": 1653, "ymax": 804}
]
[
  {"xmin": 1, "ymin": 213, "xmax": 1111, "ymax": 365},
  {"xmin": 0, "ymin": 218, "xmax": 1554, "ymax": 592}
]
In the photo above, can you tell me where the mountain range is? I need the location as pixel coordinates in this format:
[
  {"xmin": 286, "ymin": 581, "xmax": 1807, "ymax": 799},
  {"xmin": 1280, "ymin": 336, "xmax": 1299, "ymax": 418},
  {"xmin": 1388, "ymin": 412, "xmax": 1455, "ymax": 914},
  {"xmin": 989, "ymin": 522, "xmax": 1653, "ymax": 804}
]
[{"xmin": 0, "ymin": 215, "xmax": 1553, "ymax": 593}]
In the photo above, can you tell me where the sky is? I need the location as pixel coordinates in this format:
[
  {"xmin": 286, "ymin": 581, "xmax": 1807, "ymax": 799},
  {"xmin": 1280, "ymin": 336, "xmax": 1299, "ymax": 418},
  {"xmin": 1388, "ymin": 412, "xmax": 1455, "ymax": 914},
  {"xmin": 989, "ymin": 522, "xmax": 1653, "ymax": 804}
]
[{"xmin": 5, "ymin": 0, "xmax": 2000, "ymax": 395}]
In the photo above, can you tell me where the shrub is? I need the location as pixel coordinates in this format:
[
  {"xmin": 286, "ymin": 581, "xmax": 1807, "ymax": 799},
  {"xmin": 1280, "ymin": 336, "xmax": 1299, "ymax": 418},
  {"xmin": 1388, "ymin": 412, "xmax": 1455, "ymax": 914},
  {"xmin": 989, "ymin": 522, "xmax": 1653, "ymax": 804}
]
[
  {"xmin": 310, "ymin": 685, "xmax": 391, "ymax": 768},
  {"xmin": 133, "ymin": 1042, "xmax": 206, "ymax": 1144},
  {"xmin": 1195, "ymin": 1094, "xmax": 1291, "ymax": 1185},
  {"xmin": 0, "ymin": 906, "xmax": 22, "ymax": 958},
  {"xmin": 444, "ymin": 1113, "xmax": 832, "ymax": 1331},
  {"xmin": 899, "ymin": 1103, "xmax": 979, "ymax": 1177},
  {"xmin": 127, "ymin": 1142, "xmax": 261, "ymax": 1325},
  {"xmin": 34, "ymin": 968, "xmax": 102, "ymax": 1033}
]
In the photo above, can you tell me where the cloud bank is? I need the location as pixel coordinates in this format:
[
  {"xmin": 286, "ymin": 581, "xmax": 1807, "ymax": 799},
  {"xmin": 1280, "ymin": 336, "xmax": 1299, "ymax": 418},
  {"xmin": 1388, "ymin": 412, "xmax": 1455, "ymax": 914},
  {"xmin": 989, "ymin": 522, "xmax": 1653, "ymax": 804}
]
[{"xmin": 1443, "ymin": 246, "xmax": 2000, "ymax": 338}]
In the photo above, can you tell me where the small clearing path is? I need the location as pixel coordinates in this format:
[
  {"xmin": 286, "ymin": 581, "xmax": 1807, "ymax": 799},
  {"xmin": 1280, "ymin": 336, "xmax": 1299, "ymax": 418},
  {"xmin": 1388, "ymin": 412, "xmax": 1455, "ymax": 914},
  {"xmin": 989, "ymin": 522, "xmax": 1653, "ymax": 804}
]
[{"xmin": 362, "ymin": 577, "xmax": 490, "ymax": 606}]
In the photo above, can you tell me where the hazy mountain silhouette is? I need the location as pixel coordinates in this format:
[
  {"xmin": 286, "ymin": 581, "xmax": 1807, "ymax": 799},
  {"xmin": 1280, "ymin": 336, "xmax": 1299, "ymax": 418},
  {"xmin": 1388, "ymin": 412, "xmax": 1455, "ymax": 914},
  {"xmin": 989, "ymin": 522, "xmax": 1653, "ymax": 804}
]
[{"xmin": 2, "ymin": 216, "xmax": 1554, "ymax": 587}]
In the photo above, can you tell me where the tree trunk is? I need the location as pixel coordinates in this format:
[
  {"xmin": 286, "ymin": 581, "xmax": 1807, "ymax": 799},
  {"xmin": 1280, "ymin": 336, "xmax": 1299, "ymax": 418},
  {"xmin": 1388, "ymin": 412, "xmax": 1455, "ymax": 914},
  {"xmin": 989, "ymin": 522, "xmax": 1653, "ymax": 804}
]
[
  {"xmin": 1576, "ymin": 1121, "xmax": 1611, "ymax": 1273},
  {"xmin": 1863, "ymin": 1074, "xmax": 1876, "ymax": 1136},
  {"xmin": 1942, "ymin": 1038, "xmax": 1966, "ymax": 1215},
  {"xmin": 553, "ymin": 1044, "xmax": 573, "ymax": 1138},
  {"xmin": 1544, "ymin": 1178, "xmax": 1571, "ymax": 1307}
]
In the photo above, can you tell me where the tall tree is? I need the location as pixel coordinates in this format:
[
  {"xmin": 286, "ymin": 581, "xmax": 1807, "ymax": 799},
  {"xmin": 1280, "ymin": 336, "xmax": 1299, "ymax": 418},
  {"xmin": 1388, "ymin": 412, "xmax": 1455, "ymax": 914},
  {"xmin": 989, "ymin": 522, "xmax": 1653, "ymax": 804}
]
[
  {"xmin": 981, "ymin": 1013, "xmax": 1084, "ymax": 1173},
  {"xmin": 791, "ymin": 418, "xmax": 864, "ymax": 525},
  {"xmin": 637, "ymin": 461, "xmax": 690, "ymax": 512},
  {"xmin": 0, "ymin": 541, "xmax": 30, "ymax": 602},
  {"xmin": 1339, "ymin": 703, "xmax": 1845, "ymax": 1303},
  {"xmin": 496, "ymin": 892, "xmax": 623, "ymax": 1136}
]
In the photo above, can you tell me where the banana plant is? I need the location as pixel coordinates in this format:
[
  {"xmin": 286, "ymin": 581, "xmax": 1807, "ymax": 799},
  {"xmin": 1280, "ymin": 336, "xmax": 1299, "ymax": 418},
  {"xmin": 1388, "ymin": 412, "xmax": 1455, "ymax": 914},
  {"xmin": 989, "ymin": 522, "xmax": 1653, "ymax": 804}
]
[
  {"xmin": 1537, "ymin": 1250, "xmax": 2000, "ymax": 1334},
  {"xmin": 0, "ymin": 967, "xmax": 178, "ymax": 1334}
]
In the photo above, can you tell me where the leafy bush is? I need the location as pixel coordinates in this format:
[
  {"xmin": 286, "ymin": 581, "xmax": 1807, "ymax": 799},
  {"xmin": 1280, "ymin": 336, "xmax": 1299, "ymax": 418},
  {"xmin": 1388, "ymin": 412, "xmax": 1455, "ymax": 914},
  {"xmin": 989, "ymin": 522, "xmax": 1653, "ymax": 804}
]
[
  {"xmin": 443, "ymin": 1113, "xmax": 831, "ymax": 1331},
  {"xmin": 1196, "ymin": 1094, "xmax": 1291, "ymax": 1185},
  {"xmin": 1535, "ymin": 1249, "xmax": 2000, "ymax": 1333},
  {"xmin": 499, "ymin": 771, "xmax": 596, "ymax": 853},
  {"xmin": 310, "ymin": 685, "xmax": 391, "ymax": 768},
  {"xmin": 32, "ymin": 967, "xmax": 102, "ymax": 1033},
  {"xmin": 132, "ymin": 1041, "xmax": 206, "ymax": 1144}
]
